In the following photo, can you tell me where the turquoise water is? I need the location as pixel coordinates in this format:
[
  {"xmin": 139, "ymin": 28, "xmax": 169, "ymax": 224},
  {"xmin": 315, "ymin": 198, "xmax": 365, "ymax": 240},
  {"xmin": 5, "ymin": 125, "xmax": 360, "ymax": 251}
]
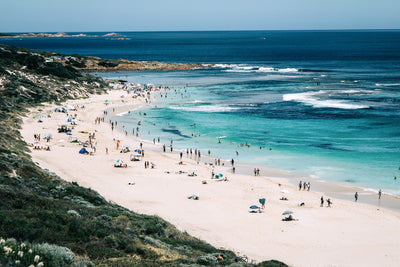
[
  {"xmin": 103, "ymin": 68, "xmax": 400, "ymax": 197},
  {"xmin": 4, "ymin": 30, "xmax": 399, "ymax": 195}
]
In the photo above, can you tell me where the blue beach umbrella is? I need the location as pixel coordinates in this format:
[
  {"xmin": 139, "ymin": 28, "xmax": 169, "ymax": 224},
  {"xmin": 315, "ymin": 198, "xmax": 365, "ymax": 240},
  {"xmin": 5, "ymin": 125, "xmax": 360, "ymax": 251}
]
[
  {"xmin": 250, "ymin": 205, "xmax": 260, "ymax": 210},
  {"xmin": 215, "ymin": 173, "xmax": 223, "ymax": 178},
  {"xmin": 38, "ymin": 115, "xmax": 45, "ymax": 119},
  {"xmin": 134, "ymin": 149, "xmax": 142, "ymax": 153}
]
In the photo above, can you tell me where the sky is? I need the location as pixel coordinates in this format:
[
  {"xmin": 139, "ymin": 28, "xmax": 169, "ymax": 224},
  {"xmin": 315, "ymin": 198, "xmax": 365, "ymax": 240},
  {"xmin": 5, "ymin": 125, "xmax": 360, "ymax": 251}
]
[{"xmin": 1, "ymin": 0, "xmax": 400, "ymax": 33}]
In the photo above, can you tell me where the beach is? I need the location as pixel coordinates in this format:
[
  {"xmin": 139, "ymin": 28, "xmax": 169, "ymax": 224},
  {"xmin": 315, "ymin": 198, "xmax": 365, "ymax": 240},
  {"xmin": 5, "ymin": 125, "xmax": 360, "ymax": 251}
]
[{"xmin": 21, "ymin": 88, "xmax": 400, "ymax": 267}]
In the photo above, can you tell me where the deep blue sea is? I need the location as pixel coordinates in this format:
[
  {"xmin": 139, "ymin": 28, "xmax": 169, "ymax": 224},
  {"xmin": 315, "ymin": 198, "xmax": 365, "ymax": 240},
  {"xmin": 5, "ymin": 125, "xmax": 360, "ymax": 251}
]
[{"xmin": 2, "ymin": 30, "xmax": 400, "ymax": 195}]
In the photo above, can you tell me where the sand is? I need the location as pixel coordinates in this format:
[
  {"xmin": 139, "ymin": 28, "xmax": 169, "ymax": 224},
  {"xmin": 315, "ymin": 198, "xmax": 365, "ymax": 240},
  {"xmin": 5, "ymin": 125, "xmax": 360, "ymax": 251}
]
[{"xmin": 21, "ymin": 89, "xmax": 400, "ymax": 267}]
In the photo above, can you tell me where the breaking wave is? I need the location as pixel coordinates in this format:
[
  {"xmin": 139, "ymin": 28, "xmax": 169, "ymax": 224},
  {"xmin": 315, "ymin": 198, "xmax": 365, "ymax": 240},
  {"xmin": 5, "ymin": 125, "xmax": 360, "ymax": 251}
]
[
  {"xmin": 213, "ymin": 64, "xmax": 298, "ymax": 73},
  {"xmin": 283, "ymin": 91, "xmax": 370, "ymax": 109}
]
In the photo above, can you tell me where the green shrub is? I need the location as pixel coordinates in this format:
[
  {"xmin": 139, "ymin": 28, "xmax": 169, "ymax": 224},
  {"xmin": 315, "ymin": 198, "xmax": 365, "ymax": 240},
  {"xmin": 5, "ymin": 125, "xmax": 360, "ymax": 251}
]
[
  {"xmin": 98, "ymin": 61, "xmax": 118, "ymax": 68},
  {"xmin": 34, "ymin": 242, "xmax": 75, "ymax": 266},
  {"xmin": 196, "ymin": 253, "xmax": 219, "ymax": 266}
]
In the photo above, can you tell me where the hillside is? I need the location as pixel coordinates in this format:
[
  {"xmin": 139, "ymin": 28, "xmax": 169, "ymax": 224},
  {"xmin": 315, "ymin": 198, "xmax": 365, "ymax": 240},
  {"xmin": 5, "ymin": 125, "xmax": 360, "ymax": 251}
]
[{"xmin": 0, "ymin": 44, "xmax": 287, "ymax": 266}]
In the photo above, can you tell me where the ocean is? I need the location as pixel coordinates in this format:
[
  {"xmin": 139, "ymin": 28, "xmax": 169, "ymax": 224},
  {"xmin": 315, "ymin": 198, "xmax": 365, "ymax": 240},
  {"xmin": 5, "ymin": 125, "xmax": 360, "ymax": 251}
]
[{"xmin": 2, "ymin": 30, "xmax": 400, "ymax": 196}]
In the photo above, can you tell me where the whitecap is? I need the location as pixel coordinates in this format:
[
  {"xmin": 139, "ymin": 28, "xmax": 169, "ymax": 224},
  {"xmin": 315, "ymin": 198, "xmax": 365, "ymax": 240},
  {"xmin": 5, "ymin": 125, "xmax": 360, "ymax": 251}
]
[
  {"xmin": 375, "ymin": 83, "xmax": 400, "ymax": 87},
  {"xmin": 170, "ymin": 105, "xmax": 240, "ymax": 113},
  {"xmin": 213, "ymin": 64, "xmax": 298, "ymax": 73},
  {"xmin": 283, "ymin": 91, "xmax": 370, "ymax": 109}
]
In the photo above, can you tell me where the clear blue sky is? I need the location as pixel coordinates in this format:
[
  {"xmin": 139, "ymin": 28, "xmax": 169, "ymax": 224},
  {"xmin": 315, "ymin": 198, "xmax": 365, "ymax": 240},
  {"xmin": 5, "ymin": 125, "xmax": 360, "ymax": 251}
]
[{"xmin": 2, "ymin": 0, "xmax": 400, "ymax": 32}]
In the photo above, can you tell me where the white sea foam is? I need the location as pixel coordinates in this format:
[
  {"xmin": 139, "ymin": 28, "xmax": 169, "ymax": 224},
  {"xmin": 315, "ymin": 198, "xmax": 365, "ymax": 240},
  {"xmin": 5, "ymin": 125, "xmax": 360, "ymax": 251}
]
[
  {"xmin": 336, "ymin": 89, "xmax": 376, "ymax": 94},
  {"xmin": 283, "ymin": 91, "xmax": 370, "ymax": 109},
  {"xmin": 116, "ymin": 111, "xmax": 129, "ymax": 116},
  {"xmin": 375, "ymin": 83, "xmax": 400, "ymax": 87},
  {"xmin": 213, "ymin": 64, "xmax": 298, "ymax": 73},
  {"xmin": 170, "ymin": 105, "xmax": 240, "ymax": 113}
]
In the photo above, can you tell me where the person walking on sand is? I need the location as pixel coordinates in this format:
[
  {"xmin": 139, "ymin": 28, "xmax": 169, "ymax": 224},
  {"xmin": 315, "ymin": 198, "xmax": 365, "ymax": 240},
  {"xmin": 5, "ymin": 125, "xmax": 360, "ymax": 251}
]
[
  {"xmin": 378, "ymin": 189, "xmax": 382, "ymax": 199},
  {"xmin": 355, "ymin": 192, "xmax": 358, "ymax": 202},
  {"xmin": 320, "ymin": 196, "xmax": 324, "ymax": 207},
  {"xmin": 327, "ymin": 198, "xmax": 332, "ymax": 207},
  {"xmin": 299, "ymin": 181, "xmax": 302, "ymax": 190}
]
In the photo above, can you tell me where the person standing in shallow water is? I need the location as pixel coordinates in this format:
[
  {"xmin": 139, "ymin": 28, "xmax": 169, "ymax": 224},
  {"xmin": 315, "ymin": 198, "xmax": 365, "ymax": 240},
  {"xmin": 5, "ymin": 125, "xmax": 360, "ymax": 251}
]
[
  {"xmin": 378, "ymin": 189, "xmax": 382, "ymax": 199},
  {"xmin": 355, "ymin": 192, "xmax": 358, "ymax": 202}
]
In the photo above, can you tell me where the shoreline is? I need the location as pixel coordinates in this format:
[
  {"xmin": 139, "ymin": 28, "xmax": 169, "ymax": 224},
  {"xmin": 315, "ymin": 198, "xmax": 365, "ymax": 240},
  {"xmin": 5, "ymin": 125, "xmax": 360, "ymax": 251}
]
[
  {"xmin": 21, "ymin": 88, "xmax": 400, "ymax": 267},
  {"xmin": 110, "ymin": 88, "xmax": 400, "ymax": 213}
]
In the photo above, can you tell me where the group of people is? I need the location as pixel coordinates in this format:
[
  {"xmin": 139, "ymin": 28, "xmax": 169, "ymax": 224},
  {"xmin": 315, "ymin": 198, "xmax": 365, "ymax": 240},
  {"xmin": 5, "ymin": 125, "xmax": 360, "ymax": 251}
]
[
  {"xmin": 144, "ymin": 161, "xmax": 154, "ymax": 169},
  {"xmin": 298, "ymin": 181, "xmax": 311, "ymax": 191},
  {"xmin": 320, "ymin": 196, "xmax": 332, "ymax": 207}
]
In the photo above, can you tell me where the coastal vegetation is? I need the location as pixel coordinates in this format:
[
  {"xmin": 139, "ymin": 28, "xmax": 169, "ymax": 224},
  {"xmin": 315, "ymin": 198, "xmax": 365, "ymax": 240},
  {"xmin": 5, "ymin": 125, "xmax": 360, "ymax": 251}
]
[{"xmin": 0, "ymin": 44, "xmax": 287, "ymax": 266}]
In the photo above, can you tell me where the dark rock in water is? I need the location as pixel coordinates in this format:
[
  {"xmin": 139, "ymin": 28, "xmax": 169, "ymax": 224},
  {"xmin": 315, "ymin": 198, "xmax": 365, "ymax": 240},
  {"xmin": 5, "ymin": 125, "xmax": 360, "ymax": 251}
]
[
  {"xmin": 311, "ymin": 143, "xmax": 350, "ymax": 151},
  {"xmin": 161, "ymin": 128, "xmax": 191, "ymax": 138}
]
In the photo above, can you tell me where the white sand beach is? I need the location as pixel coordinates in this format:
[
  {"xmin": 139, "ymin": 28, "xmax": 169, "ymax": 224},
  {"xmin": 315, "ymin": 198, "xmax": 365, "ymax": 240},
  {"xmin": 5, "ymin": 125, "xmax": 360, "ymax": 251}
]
[{"xmin": 21, "ymin": 89, "xmax": 400, "ymax": 267}]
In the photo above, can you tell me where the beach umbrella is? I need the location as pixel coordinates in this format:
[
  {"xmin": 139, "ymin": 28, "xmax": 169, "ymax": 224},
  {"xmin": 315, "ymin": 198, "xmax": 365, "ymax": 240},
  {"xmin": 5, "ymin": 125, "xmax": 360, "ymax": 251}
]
[
  {"xmin": 215, "ymin": 173, "xmax": 223, "ymax": 178},
  {"xmin": 259, "ymin": 198, "xmax": 266, "ymax": 205},
  {"xmin": 44, "ymin": 133, "xmax": 52, "ymax": 137},
  {"xmin": 250, "ymin": 205, "xmax": 260, "ymax": 210},
  {"xmin": 282, "ymin": 210, "xmax": 293, "ymax": 215},
  {"xmin": 37, "ymin": 115, "xmax": 45, "ymax": 119},
  {"xmin": 115, "ymin": 159, "xmax": 123, "ymax": 163},
  {"xmin": 134, "ymin": 149, "xmax": 142, "ymax": 153}
]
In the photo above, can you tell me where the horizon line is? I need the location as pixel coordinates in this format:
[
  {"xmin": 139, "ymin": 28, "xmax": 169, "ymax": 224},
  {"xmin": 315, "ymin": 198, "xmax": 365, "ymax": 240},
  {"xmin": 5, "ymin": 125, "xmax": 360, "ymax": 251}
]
[{"xmin": 2, "ymin": 28, "xmax": 400, "ymax": 34}]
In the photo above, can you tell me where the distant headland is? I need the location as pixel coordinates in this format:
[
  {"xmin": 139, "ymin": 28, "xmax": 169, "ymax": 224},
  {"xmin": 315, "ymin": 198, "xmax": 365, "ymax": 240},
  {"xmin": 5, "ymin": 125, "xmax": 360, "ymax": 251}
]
[{"xmin": 0, "ymin": 32, "xmax": 124, "ymax": 38}]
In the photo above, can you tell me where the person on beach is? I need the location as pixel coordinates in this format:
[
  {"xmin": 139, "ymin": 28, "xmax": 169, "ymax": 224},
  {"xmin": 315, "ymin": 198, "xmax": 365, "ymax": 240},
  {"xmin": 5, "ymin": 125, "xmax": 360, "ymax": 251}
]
[
  {"xmin": 320, "ymin": 196, "xmax": 324, "ymax": 207},
  {"xmin": 106, "ymin": 147, "xmax": 108, "ymax": 154},
  {"xmin": 303, "ymin": 181, "xmax": 307, "ymax": 190},
  {"xmin": 327, "ymin": 198, "xmax": 332, "ymax": 207},
  {"xmin": 307, "ymin": 182, "xmax": 311, "ymax": 191},
  {"xmin": 355, "ymin": 192, "xmax": 358, "ymax": 202},
  {"xmin": 232, "ymin": 167, "xmax": 235, "ymax": 173},
  {"xmin": 163, "ymin": 144, "xmax": 166, "ymax": 152},
  {"xmin": 180, "ymin": 152, "xmax": 183, "ymax": 160},
  {"xmin": 299, "ymin": 181, "xmax": 302, "ymax": 190},
  {"xmin": 378, "ymin": 189, "xmax": 382, "ymax": 199},
  {"xmin": 231, "ymin": 158, "xmax": 234, "ymax": 166}
]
